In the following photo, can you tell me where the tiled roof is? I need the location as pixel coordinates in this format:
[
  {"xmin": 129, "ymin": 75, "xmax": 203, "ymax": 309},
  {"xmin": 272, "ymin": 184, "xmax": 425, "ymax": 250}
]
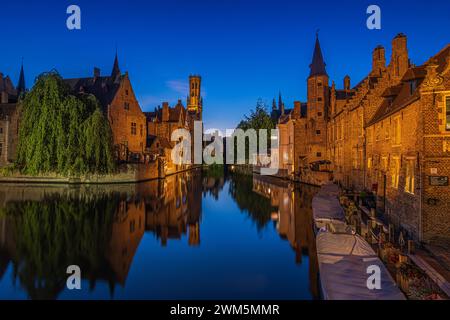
[
  {"xmin": 367, "ymin": 44, "xmax": 450, "ymax": 127},
  {"xmin": 63, "ymin": 75, "xmax": 122, "ymax": 112}
]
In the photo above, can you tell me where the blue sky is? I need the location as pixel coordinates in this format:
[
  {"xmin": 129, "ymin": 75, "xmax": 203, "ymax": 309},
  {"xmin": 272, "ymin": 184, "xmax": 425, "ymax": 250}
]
[{"xmin": 1, "ymin": 0, "xmax": 450, "ymax": 130}]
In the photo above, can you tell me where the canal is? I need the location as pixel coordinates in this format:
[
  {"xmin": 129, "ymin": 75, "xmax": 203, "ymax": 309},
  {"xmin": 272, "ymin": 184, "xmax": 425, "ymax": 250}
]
[{"xmin": 0, "ymin": 167, "xmax": 319, "ymax": 300}]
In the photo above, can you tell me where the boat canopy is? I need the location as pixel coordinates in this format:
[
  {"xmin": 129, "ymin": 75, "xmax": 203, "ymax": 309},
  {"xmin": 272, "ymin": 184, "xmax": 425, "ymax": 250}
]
[{"xmin": 316, "ymin": 231, "xmax": 405, "ymax": 300}]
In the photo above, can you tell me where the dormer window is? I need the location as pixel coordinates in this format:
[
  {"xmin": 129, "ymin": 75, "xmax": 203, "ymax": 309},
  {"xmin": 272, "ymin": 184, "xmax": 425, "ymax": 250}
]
[{"xmin": 409, "ymin": 80, "xmax": 417, "ymax": 95}]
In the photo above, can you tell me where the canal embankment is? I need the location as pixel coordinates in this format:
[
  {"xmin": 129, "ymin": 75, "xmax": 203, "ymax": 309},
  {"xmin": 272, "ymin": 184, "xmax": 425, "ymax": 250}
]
[
  {"xmin": 313, "ymin": 183, "xmax": 449, "ymax": 300},
  {"xmin": 0, "ymin": 162, "xmax": 203, "ymax": 184}
]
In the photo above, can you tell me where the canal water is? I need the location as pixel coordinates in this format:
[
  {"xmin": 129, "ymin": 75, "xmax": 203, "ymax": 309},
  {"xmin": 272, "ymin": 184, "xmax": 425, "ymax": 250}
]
[{"xmin": 0, "ymin": 167, "xmax": 319, "ymax": 300}]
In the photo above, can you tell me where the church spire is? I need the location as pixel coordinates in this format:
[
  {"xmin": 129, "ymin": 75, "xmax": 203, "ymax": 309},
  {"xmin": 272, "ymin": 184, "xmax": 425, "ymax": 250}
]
[
  {"xmin": 278, "ymin": 91, "xmax": 285, "ymax": 115},
  {"xmin": 309, "ymin": 32, "xmax": 327, "ymax": 77},
  {"xmin": 17, "ymin": 59, "xmax": 26, "ymax": 97},
  {"xmin": 111, "ymin": 50, "xmax": 121, "ymax": 78}
]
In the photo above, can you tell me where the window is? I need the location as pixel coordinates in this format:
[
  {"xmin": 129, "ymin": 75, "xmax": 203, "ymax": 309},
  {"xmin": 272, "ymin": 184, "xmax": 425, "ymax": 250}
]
[
  {"xmin": 318, "ymin": 97, "xmax": 323, "ymax": 102},
  {"xmin": 367, "ymin": 127, "xmax": 373, "ymax": 144},
  {"xmin": 316, "ymin": 152, "xmax": 322, "ymax": 157},
  {"xmin": 367, "ymin": 157, "xmax": 373, "ymax": 169},
  {"xmin": 405, "ymin": 159, "xmax": 415, "ymax": 194},
  {"xmin": 391, "ymin": 157, "xmax": 400, "ymax": 188},
  {"xmin": 131, "ymin": 122, "xmax": 137, "ymax": 135},
  {"xmin": 125, "ymin": 89, "xmax": 129, "ymax": 96},
  {"xmin": 385, "ymin": 121, "xmax": 390, "ymax": 139},
  {"xmin": 409, "ymin": 81, "xmax": 416, "ymax": 95},
  {"xmin": 316, "ymin": 130, "xmax": 321, "ymax": 135},
  {"xmin": 140, "ymin": 124, "xmax": 143, "ymax": 137},
  {"xmin": 124, "ymin": 102, "xmax": 130, "ymax": 110},
  {"xmin": 318, "ymin": 112, "xmax": 322, "ymax": 117},
  {"xmin": 446, "ymin": 96, "xmax": 450, "ymax": 131},
  {"xmin": 0, "ymin": 143, "xmax": 2, "ymax": 156},
  {"xmin": 0, "ymin": 127, "xmax": 2, "ymax": 134},
  {"xmin": 393, "ymin": 116, "xmax": 401, "ymax": 145},
  {"xmin": 381, "ymin": 156, "xmax": 388, "ymax": 172}
]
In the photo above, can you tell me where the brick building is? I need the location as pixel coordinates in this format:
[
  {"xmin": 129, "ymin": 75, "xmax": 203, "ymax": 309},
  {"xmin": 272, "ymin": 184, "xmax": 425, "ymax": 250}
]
[
  {"xmin": 64, "ymin": 54, "xmax": 147, "ymax": 162},
  {"xmin": 145, "ymin": 75, "xmax": 203, "ymax": 168},
  {"xmin": 277, "ymin": 33, "xmax": 450, "ymax": 243},
  {"xmin": 0, "ymin": 64, "xmax": 25, "ymax": 167}
]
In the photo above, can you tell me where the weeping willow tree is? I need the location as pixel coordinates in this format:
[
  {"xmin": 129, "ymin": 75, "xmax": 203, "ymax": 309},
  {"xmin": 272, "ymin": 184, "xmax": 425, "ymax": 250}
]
[{"xmin": 15, "ymin": 72, "xmax": 116, "ymax": 176}]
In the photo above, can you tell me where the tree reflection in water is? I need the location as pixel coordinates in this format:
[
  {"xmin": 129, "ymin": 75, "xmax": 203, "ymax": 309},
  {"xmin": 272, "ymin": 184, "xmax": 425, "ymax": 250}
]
[{"xmin": 0, "ymin": 168, "xmax": 320, "ymax": 300}]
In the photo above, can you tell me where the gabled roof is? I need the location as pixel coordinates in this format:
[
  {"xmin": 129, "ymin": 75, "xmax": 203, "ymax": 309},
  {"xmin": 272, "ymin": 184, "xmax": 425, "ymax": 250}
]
[{"xmin": 367, "ymin": 45, "xmax": 450, "ymax": 127}]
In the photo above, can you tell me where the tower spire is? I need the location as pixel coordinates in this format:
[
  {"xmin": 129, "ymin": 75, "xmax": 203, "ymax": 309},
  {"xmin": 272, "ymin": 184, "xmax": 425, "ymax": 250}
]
[
  {"xmin": 111, "ymin": 50, "xmax": 121, "ymax": 78},
  {"xmin": 278, "ymin": 91, "xmax": 284, "ymax": 115},
  {"xmin": 309, "ymin": 33, "xmax": 327, "ymax": 77},
  {"xmin": 17, "ymin": 58, "xmax": 26, "ymax": 97}
]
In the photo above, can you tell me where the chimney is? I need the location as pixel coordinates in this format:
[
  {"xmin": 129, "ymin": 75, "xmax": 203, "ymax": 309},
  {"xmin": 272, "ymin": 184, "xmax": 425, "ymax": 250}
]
[
  {"xmin": 390, "ymin": 33, "xmax": 409, "ymax": 79},
  {"xmin": 372, "ymin": 45, "xmax": 386, "ymax": 76},
  {"xmin": 293, "ymin": 101, "xmax": 301, "ymax": 118},
  {"xmin": 162, "ymin": 102, "xmax": 170, "ymax": 122},
  {"xmin": 1, "ymin": 91, "xmax": 8, "ymax": 104},
  {"xmin": 344, "ymin": 75, "xmax": 351, "ymax": 91},
  {"xmin": 93, "ymin": 67, "xmax": 101, "ymax": 78}
]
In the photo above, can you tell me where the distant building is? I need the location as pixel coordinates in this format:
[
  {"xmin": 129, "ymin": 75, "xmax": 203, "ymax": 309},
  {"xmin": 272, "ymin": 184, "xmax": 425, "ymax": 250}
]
[
  {"xmin": 0, "ymin": 63, "xmax": 25, "ymax": 166},
  {"xmin": 64, "ymin": 54, "xmax": 147, "ymax": 162},
  {"xmin": 145, "ymin": 75, "xmax": 203, "ymax": 170}
]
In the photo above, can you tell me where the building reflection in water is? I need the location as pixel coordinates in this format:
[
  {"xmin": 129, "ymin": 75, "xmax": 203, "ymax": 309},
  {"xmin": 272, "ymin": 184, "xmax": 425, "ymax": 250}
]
[
  {"xmin": 0, "ymin": 169, "xmax": 205, "ymax": 299},
  {"xmin": 0, "ymin": 167, "xmax": 319, "ymax": 299},
  {"xmin": 250, "ymin": 175, "xmax": 320, "ymax": 299}
]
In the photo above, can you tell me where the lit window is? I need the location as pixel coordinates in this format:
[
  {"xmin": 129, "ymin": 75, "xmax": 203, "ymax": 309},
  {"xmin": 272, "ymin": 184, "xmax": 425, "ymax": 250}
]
[
  {"xmin": 131, "ymin": 122, "xmax": 137, "ymax": 135},
  {"xmin": 382, "ymin": 157, "xmax": 388, "ymax": 171},
  {"xmin": 367, "ymin": 157, "xmax": 373, "ymax": 169},
  {"xmin": 393, "ymin": 116, "xmax": 401, "ymax": 145},
  {"xmin": 446, "ymin": 96, "xmax": 450, "ymax": 131},
  {"xmin": 391, "ymin": 157, "xmax": 400, "ymax": 188},
  {"xmin": 405, "ymin": 159, "xmax": 415, "ymax": 194}
]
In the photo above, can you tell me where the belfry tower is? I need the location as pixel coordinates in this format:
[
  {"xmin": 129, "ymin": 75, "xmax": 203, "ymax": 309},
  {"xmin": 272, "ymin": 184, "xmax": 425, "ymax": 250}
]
[{"xmin": 187, "ymin": 75, "xmax": 202, "ymax": 121}]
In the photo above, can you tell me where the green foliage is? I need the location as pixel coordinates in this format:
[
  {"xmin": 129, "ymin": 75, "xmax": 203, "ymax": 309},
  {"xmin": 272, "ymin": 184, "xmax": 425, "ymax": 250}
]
[
  {"xmin": 15, "ymin": 72, "xmax": 116, "ymax": 176},
  {"xmin": 238, "ymin": 98, "xmax": 276, "ymax": 131},
  {"xmin": 3, "ymin": 194, "xmax": 119, "ymax": 299},
  {"xmin": 234, "ymin": 99, "xmax": 276, "ymax": 162}
]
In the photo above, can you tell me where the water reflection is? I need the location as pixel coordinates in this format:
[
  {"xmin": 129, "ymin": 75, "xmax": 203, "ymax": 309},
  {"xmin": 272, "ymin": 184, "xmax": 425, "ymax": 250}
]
[{"xmin": 0, "ymin": 168, "xmax": 319, "ymax": 300}]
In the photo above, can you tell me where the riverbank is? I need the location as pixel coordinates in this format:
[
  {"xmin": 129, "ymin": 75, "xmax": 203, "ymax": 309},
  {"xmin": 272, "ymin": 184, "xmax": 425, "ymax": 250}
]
[{"xmin": 0, "ymin": 163, "xmax": 203, "ymax": 185}]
